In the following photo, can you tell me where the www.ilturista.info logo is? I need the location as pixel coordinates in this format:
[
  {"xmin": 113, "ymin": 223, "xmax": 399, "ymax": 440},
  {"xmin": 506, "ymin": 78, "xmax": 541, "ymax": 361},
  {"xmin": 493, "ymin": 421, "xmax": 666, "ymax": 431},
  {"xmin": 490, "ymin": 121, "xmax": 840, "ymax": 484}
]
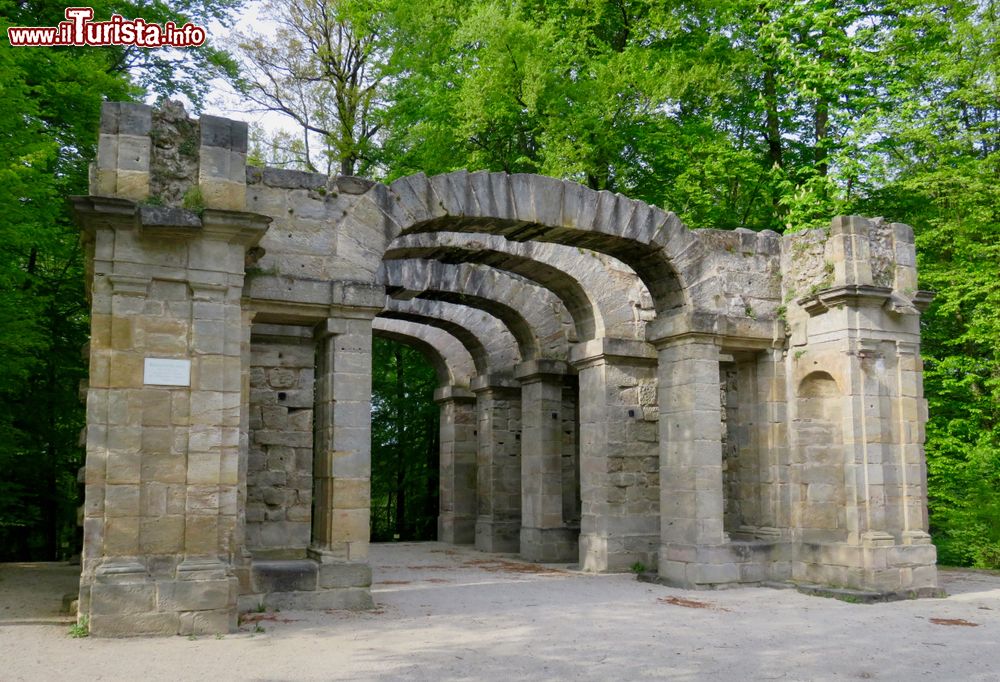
[{"xmin": 7, "ymin": 7, "xmax": 206, "ymax": 47}]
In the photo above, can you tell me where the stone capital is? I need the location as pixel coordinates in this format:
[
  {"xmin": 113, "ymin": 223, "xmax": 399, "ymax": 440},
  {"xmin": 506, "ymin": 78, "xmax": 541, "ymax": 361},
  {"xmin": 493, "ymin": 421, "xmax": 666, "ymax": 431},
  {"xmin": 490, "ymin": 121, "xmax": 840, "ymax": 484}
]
[
  {"xmin": 645, "ymin": 309, "xmax": 781, "ymax": 351},
  {"xmin": 470, "ymin": 373, "xmax": 519, "ymax": 393},
  {"xmin": 433, "ymin": 385, "xmax": 476, "ymax": 404},
  {"xmin": 513, "ymin": 358, "xmax": 570, "ymax": 383},
  {"xmin": 798, "ymin": 284, "xmax": 893, "ymax": 317},
  {"xmin": 568, "ymin": 336, "xmax": 656, "ymax": 369}
]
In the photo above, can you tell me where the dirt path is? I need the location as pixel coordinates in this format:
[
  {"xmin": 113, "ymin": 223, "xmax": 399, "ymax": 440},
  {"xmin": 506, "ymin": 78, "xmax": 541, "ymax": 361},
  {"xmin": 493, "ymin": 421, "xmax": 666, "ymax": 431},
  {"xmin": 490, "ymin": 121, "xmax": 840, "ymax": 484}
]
[{"xmin": 2, "ymin": 543, "xmax": 999, "ymax": 681}]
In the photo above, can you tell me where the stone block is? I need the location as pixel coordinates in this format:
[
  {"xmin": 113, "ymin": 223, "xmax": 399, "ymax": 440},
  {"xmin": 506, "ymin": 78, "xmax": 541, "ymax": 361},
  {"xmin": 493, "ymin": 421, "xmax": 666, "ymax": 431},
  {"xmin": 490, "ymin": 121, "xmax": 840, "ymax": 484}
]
[
  {"xmin": 90, "ymin": 582, "xmax": 156, "ymax": 615},
  {"xmin": 90, "ymin": 612, "xmax": 179, "ymax": 637},
  {"xmin": 179, "ymin": 608, "xmax": 236, "ymax": 636},
  {"xmin": 689, "ymin": 561, "xmax": 740, "ymax": 586},
  {"xmin": 140, "ymin": 515, "xmax": 185, "ymax": 554},
  {"xmin": 251, "ymin": 559, "xmax": 318, "ymax": 593},
  {"xmin": 157, "ymin": 577, "xmax": 233, "ymax": 612},
  {"xmin": 317, "ymin": 562, "xmax": 372, "ymax": 589}
]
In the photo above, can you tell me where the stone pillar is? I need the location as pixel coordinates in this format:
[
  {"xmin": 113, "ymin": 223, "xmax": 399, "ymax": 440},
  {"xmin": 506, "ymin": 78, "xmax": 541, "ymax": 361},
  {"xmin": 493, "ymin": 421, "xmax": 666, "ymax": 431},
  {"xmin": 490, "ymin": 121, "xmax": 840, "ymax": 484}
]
[
  {"xmin": 311, "ymin": 313, "xmax": 375, "ymax": 567},
  {"xmin": 75, "ymin": 196, "xmax": 269, "ymax": 636},
  {"xmin": 654, "ymin": 335, "xmax": 732, "ymax": 587},
  {"xmin": 434, "ymin": 386, "xmax": 477, "ymax": 544},
  {"xmin": 472, "ymin": 375, "xmax": 522, "ymax": 553},
  {"xmin": 515, "ymin": 360, "xmax": 578, "ymax": 562},
  {"xmin": 789, "ymin": 216, "xmax": 938, "ymax": 593},
  {"xmin": 570, "ymin": 338, "xmax": 659, "ymax": 572}
]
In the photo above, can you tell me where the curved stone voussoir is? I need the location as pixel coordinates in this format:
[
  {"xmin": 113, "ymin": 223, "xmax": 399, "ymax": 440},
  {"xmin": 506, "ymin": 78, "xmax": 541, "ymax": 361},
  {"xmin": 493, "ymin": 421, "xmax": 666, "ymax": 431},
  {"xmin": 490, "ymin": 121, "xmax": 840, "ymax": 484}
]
[
  {"xmin": 378, "ymin": 258, "xmax": 572, "ymax": 361},
  {"xmin": 379, "ymin": 297, "xmax": 519, "ymax": 375},
  {"xmin": 384, "ymin": 232, "xmax": 656, "ymax": 342},
  {"xmin": 366, "ymin": 172, "xmax": 691, "ymax": 313},
  {"xmin": 372, "ymin": 317, "xmax": 474, "ymax": 388}
]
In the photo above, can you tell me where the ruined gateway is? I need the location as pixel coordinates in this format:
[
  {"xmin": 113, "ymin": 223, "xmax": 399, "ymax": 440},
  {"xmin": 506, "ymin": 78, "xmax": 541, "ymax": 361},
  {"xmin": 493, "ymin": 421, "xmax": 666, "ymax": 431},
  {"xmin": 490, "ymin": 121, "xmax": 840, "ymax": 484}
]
[{"xmin": 71, "ymin": 101, "xmax": 939, "ymax": 636}]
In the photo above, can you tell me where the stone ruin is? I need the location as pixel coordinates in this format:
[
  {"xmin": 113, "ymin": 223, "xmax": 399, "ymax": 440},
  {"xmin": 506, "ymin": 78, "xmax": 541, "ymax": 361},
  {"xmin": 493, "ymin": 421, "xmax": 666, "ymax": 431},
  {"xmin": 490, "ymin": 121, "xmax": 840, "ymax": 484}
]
[{"xmin": 71, "ymin": 101, "xmax": 939, "ymax": 636}]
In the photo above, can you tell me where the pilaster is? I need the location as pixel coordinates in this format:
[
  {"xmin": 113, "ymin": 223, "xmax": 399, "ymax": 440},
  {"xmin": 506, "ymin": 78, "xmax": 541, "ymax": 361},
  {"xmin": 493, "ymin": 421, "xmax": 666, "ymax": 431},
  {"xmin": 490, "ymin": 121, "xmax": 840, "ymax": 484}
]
[
  {"xmin": 569, "ymin": 338, "xmax": 659, "ymax": 572},
  {"xmin": 434, "ymin": 386, "xmax": 477, "ymax": 544},
  {"xmin": 471, "ymin": 374, "xmax": 523, "ymax": 553}
]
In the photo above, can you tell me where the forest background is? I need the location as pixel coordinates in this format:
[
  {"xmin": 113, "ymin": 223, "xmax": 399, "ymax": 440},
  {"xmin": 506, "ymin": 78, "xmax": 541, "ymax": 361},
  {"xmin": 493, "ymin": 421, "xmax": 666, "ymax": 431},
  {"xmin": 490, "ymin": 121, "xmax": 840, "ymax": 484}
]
[{"xmin": 1, "ymin": 0, "xmax": 996, "ymax": 565}]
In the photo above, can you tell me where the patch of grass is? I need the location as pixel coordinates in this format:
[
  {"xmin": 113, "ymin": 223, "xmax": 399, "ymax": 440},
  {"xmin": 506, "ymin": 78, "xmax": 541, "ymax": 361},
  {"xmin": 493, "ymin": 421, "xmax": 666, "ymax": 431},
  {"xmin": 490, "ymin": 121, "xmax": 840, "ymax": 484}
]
[
  {"xmin": 254, "ymin": 624, "xmax": 266, "ymax": 634},
  {"xmin": 68, "ymin": 616, "xmax": 89, "ymax": 638},
  {"xmin": 630, "ymin": 562, "xmax": 647, "ymax": 574},
  {"xmin": 182, "ymin": 185, "xmax": 205, "ymax": 213}
]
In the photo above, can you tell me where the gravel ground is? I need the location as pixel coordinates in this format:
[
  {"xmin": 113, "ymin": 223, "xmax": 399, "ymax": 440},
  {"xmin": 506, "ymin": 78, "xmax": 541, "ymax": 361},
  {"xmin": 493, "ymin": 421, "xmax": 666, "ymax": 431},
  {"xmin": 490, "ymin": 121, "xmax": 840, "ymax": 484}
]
[{"xmin": 2, "ymin": 542, "xmax": 999, "ymax": 681}]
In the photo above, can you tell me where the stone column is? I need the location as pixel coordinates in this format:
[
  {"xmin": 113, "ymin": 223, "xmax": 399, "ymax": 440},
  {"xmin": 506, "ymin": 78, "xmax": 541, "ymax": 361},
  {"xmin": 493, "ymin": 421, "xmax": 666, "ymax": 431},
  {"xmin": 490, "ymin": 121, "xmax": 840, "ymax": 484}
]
[
  {"xmin": 515, "ymin": 360, "xmax": 577, "ymax": 562},
  {"xmin": 434, "ymin": 386, "xmax": 477, "ymax": 544},
  {"xmin": 471, "ymin": 375, "xmax": 522, "ymax": 553},
  {"xmin": 570, "ymin": 338, "xmax": 659, "ymax": 572},
  {"xmin": 654, "ymin": 335, "xmax": 732, "ymax": 587}
]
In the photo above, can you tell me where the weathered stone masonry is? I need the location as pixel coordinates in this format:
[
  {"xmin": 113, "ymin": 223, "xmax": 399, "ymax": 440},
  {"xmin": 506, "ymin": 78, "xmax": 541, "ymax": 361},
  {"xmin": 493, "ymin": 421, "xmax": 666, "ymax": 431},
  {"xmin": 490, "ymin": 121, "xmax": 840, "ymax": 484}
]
[{"xmin": 73, "ymin": 102, "xmax": 939, "ymax": 636}]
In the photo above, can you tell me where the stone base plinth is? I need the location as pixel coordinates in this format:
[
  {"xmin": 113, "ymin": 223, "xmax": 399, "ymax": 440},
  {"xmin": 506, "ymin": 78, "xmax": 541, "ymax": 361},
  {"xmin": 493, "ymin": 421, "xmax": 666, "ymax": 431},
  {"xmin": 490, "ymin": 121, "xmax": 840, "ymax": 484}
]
[
  {"xmin": 656, "ymin": 538, "xmax": 938, "ymax": 594},
  {"xmin": 520, "ymin": 527, "xmax": 578, "ymax": 563},
  {"xmin": 84, "ymin": 560, "xmax": 238, "ymax": 637},
  {"xmin": 580, "ymin": 531, "xmax": 659, "ymax": 573},
  {"xmin": 438, "ymin": 513, "xmax": 476, "ymax": 545},
  {"xmin": 238, "ymin": 558, "xmax": 373, "ymax": 612},
  {"xmin": 793, "ymin": 538, "xmax": 938, "ymax": 593},
  {"xmin": 476, "ymin": 518, "xmax": 520, "ymax": 553},
  {"xmin": 657, "ymin": 541, "xmax": 793, "ymax": 589}
]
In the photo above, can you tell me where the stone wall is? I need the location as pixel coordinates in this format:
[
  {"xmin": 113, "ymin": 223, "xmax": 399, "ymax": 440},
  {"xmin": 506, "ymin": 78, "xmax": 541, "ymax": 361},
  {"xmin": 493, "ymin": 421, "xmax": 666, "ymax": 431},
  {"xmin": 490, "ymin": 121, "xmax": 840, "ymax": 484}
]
[{"xmin": 246, "ymin": 326, "xmax": 315, "ymax": 558}]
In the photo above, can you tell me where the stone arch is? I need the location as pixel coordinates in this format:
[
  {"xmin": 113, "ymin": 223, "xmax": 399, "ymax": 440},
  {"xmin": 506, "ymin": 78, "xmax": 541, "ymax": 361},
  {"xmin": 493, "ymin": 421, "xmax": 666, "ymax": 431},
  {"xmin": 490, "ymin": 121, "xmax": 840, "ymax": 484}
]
[
  {"xmin": 372, "ymin": 318, "xmax": 475, "ymax": 388},
  {"xmin": 378, "ymin": 259, "xmax": 573, "ymax": 361},
  {"xmin": 384, "ymin": 231, "xmax": 652, "ymax": 341},
  {"xmin": 795, "ymin": 371, "xmax": 847, "ymax": 542},
  {"xmin": 341, "ymin": 171, "xmax": 698, "ymax": 313},
  {"xmin": 379, "ymin": 298, "xmax": 519, "ymax": 376}
]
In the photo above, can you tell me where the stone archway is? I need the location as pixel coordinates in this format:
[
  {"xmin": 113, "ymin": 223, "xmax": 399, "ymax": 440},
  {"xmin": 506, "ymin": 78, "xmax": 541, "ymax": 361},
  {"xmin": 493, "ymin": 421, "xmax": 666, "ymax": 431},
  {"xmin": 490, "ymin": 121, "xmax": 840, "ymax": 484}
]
[{"xmin": 71, "ymin": 102, "xmax": 940, "ymax": 637}]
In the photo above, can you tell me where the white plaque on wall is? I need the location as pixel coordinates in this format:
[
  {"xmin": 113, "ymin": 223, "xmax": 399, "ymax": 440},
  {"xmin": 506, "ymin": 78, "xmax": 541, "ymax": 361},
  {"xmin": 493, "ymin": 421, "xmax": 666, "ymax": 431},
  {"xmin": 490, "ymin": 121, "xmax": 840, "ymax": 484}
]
[{"xmin": 143, "ymin": 358, "xmax": 191, "ymax": 386}]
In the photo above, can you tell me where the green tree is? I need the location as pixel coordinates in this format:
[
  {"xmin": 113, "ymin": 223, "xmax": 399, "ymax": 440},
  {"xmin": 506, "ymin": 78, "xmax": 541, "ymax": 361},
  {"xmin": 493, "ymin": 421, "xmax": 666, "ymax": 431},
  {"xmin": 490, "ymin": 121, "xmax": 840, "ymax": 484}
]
[
  {"xmin": 233, "ymin": 0, "xmax": 386, "ymax": 175},
  {"xmin": 849, "ymin": 0, "xmax": 1000, "ymax": 567},
  {"xmin": 0, "ymin": 0, "xmax": 242, "ymax": 560},
  {"xmin": 370, "ymin": 337, "xmax": 440, "ymax": 541}
]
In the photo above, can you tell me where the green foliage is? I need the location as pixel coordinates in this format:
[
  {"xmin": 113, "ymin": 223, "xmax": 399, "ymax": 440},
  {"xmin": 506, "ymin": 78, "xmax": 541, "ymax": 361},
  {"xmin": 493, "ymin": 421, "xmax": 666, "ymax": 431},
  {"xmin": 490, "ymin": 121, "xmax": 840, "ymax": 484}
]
[
  {"xmin": 0, "ymin": 0, "xmax": 242, "ymax": 560},
  {"xmin": 68, "ymin": 617, "xmax": 89, "ymax": 638},
  {"xmin": 182, "ymin": 185, "xmax": 205, "ymax": 213},
  {"xmin": 844, "ymin": 2, "xmax": 1000, "ymax": 567},
  {"xmin": 370, "ymin": 337, "xmax": 440, "ymax": 541}
]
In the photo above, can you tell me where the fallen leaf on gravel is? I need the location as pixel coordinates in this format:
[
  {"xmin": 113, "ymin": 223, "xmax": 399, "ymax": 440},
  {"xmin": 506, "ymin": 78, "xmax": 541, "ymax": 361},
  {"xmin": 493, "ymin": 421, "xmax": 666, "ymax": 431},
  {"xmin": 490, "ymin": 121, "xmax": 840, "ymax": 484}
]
[
  {"xmin": 929, "ymin": 618, "xmax": 979, "ymax": 627},
  {"xmin": 657, "ymin": 596, "xmax": 730, "ymax": 612},
  {"xmin": 462, "ymin": 558, "xmax": 566, "ymax": 575}
]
